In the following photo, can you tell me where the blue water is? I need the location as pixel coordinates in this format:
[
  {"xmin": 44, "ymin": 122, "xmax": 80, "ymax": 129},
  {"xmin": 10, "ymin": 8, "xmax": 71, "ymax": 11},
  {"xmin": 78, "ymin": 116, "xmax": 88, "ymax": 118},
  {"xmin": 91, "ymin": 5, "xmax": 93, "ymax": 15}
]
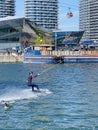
[{"xmin": 0, "ymin": 63, "xmax": 98, "ymax": 130}]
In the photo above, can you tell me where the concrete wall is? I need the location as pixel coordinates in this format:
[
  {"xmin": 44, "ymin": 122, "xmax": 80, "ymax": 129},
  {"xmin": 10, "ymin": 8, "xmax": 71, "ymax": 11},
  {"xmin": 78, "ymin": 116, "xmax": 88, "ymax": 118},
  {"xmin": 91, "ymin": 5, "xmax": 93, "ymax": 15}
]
[
  {"xmin": 0, "ymin": 54, "xmax": 23, "ymax": 63},
  {"xmin": 0, "ymin": 43, "xmax": 20, "ymax": 50}
]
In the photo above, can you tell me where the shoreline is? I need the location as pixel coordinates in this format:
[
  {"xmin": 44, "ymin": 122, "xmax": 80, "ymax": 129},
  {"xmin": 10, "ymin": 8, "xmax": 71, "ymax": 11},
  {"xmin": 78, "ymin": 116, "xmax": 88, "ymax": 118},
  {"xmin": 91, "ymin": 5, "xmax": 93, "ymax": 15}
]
[
  {"xmin": 1, "ymin": 50, "xmax": 98, "ymax": 63},
  {"xmin": 0, "ymin": 53, "xmax": 23, "ymax": 63}
]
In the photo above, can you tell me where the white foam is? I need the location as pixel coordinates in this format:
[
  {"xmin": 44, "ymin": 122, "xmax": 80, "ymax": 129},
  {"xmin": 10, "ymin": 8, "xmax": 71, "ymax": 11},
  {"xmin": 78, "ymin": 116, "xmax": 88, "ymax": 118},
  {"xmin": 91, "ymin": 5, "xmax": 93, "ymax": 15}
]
[{"xmin": 0, "ymin": 88, "xmax": 52, "ymax": 103}]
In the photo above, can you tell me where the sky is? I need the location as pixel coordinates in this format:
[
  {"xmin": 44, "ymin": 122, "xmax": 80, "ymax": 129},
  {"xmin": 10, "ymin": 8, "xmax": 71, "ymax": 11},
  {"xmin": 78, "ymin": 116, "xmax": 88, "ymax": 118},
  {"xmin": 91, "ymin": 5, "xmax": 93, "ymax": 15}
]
[{"xmin": 15, "ymin": 0, "xmax": 79, "ymax": 31}]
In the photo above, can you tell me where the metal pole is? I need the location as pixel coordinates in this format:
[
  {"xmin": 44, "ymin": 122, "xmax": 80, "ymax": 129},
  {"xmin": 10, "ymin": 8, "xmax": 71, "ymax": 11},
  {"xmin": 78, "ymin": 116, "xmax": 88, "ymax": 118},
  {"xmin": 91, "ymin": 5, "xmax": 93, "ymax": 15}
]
[{"xmin": 55, "ymin": 31, "xmax": 57, "ymax": 51}]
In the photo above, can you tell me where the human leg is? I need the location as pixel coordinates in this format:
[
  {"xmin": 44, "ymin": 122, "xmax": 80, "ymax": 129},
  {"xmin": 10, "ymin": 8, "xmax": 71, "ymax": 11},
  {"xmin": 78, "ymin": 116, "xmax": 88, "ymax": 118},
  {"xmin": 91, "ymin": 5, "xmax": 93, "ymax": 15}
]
[
  {"xmin": 32, "ymin": 85, "xmax": 34, "ymax": 91},
  {"xmin": 30, "ymin": 84, "xmax": 40, "ymax": 92},
  {"xmin": 34, "ymin": 84, "xmax": 40, "ymax": 91},
  {"xmin": 27, "ymin": 84, "xmax": 34, "ymax": 91}
]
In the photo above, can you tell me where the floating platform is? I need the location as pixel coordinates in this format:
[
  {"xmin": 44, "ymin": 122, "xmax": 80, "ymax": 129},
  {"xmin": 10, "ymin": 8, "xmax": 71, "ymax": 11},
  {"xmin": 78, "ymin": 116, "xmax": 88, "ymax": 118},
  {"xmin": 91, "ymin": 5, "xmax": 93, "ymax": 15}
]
[
  {"xmin": 23, "ymin": 48, "xmax": 98, "ymax": 63},
  {"xmin": 24, "ymin": 50, "xmax": 98, "ymax": 63},
  {"xmin": 24, "ymin": 55, "xmax": 55, "ymax": 63},
  {"xmin": 63, "ymin": 56, "xmax": 98, "ymax": 63}
]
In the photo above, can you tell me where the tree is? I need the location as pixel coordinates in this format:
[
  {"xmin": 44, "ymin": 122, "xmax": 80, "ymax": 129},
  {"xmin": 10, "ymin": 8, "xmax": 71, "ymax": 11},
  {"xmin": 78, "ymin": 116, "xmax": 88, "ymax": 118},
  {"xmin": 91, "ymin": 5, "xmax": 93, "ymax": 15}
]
[{"xmin": 35, "ymin": 34, "xmax": 45, "ymax": 45}]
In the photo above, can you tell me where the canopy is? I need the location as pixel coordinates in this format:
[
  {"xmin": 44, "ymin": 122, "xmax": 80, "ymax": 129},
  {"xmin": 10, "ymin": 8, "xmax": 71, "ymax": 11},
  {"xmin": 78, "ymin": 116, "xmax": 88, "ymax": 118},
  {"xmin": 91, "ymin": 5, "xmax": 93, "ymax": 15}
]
[
  {"xmin": 62, "ymin": 40, "xmax": 77, "ymax": 45},
  {"xmin": 81, "ymin": 40, "xmax": 94, "ymax": 45}
]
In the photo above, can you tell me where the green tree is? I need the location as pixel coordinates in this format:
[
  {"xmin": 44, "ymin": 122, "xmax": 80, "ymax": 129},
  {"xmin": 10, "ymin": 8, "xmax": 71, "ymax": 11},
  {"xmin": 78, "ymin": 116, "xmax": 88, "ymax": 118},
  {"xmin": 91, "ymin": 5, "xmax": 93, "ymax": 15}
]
[{"xmin": 35, "ymin": 34, "xmax": 45, "ymax": 45}]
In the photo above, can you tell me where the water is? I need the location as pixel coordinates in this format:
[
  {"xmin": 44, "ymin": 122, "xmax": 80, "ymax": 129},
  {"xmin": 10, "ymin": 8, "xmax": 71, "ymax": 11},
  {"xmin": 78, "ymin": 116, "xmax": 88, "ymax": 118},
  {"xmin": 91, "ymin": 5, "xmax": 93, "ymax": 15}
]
[{"xmin": 0, "ymin": 63, "xmax": 98, "ymax": 130}]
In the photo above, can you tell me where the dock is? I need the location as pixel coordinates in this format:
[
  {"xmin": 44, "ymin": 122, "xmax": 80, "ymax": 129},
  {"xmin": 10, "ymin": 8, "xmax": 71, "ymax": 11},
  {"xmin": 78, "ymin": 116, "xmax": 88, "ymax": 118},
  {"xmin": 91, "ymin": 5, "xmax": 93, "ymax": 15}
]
[
  {"xmin": 1, "ymin": 49, "xmax": 98, "ymax": 63},
  {"xmin": 24, "ymin": 50, "xmax": 98, "ymax": 63}
]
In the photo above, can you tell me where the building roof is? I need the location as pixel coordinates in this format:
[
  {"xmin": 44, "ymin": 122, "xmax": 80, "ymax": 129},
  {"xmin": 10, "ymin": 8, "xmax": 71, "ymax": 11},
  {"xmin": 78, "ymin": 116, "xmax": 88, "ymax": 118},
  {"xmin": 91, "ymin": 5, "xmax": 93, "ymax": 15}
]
[{"xmin": 0, "ymin": 16, "xmax": 24, "ymax": 22}]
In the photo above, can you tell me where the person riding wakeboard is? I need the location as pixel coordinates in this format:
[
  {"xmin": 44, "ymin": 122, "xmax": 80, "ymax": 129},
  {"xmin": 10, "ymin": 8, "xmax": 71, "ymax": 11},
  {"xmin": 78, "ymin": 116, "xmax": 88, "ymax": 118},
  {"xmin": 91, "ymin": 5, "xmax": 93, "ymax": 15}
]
[{"xmin": 27, "ymin": 71, "xmax": 40, "ymax": 92}]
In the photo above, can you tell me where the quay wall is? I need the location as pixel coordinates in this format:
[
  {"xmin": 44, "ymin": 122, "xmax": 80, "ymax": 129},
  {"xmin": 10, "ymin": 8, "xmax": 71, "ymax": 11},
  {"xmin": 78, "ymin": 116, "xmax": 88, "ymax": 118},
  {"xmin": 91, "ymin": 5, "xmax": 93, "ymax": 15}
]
[{"xmin": 0, "ymin": 53, "xmax": 23, "ymax": 63}]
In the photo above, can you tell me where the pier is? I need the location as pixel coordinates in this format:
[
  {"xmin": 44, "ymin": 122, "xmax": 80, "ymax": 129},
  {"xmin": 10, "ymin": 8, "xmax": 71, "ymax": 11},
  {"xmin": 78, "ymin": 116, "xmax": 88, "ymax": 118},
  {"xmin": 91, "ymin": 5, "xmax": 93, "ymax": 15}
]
[{"xmin": 24, "ymin": 50, "xmax": 98, "ymax": 63}]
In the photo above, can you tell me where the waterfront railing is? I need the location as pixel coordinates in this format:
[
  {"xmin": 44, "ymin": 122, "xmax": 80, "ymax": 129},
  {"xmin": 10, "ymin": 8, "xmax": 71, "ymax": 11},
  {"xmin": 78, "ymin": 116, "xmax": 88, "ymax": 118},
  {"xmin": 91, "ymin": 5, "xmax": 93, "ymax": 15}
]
[{"xmin": 41, "ymin": 50, "xmax": 98, "ymax": 56}]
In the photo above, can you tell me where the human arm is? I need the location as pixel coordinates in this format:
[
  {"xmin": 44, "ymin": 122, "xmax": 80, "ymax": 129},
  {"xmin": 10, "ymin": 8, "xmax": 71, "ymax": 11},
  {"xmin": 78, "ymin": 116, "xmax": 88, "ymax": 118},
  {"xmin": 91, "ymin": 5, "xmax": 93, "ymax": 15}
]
[{"xmin": 31, "ymin": 73, "xmax": 40, "ymax": 78}]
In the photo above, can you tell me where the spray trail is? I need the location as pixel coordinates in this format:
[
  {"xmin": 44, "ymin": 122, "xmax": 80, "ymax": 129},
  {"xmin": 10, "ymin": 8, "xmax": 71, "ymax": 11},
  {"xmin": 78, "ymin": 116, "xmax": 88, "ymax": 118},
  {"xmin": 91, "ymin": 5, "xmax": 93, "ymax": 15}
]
[{"xmin": 0, "ymin": 88, "xmax": 52, "ymax": 103}]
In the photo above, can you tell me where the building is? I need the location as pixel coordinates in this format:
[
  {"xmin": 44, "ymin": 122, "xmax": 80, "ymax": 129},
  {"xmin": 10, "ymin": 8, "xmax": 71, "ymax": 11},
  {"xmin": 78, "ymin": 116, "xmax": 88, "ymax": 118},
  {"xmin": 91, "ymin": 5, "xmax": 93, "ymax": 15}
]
[
  {"xmin": 0, "ymin": 15, "xmax": 84, "ymax": 51},
  {"xmin": 0, "ymin": 0, "xmax": 15, "ymax": 18},
  {"xmin": 79, "ymin": 0, "xmax": 98, "ymax": 43},
  {"xmin": 24, "ymin": 0, "xmax": 58, "ymax": 30},
  {"xmin": 0, "ymin": 16, "xmax": 52, "ymax": 50},
  {"xmin": 52, "ymin": 31, "xmax": 84, "ymax": 50}
]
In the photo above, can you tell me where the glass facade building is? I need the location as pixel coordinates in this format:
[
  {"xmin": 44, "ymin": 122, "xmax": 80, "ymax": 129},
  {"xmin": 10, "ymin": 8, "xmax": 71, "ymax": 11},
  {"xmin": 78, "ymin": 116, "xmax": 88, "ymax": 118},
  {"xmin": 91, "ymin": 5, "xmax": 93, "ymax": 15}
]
[
  {"xmin": 0, "ymin": 0, "xmax": 15, "ymax": 18},
  {"xmin": 0, "ymin": 16, "xmax": 52, "ymax": 49},
  {"xmin": 79, "ymin": 0, "xmax": 98, "ymax": 43},
  {"xmin": 0, "ymin": 16, "xmax": 25, "ymax": 49},
  {"xmin": 24, "ymin": 0, "xmax": 58, "ymax": 30},
  {"xmin": 52, "ymin": 31, "xmax": 84, "ymax": 44}
]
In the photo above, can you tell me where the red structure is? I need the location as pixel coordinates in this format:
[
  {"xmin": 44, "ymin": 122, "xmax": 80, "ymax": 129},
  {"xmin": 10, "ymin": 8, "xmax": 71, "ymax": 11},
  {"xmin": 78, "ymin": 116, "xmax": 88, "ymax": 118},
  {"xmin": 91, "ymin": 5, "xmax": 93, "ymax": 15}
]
[{"xmin": 67, "ymin": 8, "xmax": 73, "ymax": 18}]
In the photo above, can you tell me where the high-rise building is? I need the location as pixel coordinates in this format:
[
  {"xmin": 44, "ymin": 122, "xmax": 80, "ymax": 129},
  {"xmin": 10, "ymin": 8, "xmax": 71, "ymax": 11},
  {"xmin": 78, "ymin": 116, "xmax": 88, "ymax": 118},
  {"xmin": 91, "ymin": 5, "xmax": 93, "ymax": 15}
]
[
  {"xmin": 79, "ymin": 0, "xmax": 98, "ymax": 43},
  {"xmin": 0, "ymin": 0, "xmax": 15, "ymax": 18},
  {"xmin": 24, "ymin": 0, "xmax": 58, "ymax": 30}
]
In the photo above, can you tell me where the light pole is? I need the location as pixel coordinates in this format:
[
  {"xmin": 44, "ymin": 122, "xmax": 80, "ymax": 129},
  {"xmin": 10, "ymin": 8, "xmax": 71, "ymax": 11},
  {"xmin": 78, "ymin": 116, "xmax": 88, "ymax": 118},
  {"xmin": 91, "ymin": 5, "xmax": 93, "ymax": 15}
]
[
  {"xmin": 86, "ymin": 30, "xmax": 89, "ymax": 40},
  {"xmin": 55, "ymin": 31, "xmax": 57, "ymax": 51}
]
